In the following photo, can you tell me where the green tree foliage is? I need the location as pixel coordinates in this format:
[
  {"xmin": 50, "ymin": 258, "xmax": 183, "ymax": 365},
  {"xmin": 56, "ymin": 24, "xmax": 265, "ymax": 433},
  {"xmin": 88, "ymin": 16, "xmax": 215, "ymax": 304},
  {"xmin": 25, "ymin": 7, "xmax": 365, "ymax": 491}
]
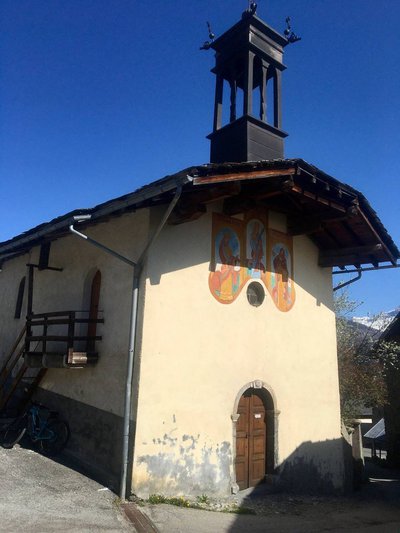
[{"xmin": 335, "ymin": 293, "xmax": 399, "ymax": 422}]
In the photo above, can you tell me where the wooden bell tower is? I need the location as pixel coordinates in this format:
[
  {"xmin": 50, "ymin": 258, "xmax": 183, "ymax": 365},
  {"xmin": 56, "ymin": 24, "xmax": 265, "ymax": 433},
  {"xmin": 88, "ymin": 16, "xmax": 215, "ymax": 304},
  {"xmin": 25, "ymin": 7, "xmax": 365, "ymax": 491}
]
[{"xmin": 207, "ymin": 9, "xmax": 289, "ymax": 163}]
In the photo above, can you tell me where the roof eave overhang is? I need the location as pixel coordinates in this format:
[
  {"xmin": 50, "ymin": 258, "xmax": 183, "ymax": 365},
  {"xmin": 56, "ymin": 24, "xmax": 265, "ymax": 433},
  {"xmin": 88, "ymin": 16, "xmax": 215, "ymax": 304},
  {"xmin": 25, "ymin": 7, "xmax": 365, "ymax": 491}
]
[
  {"xmin": 0, "ymin": 159, "xmax": 398, "ymax": 272},
  {"xmin": 191, "ymin": 159, "xmax": 399, "ymax": 269},
  {"xmin": 0, "ymin": 172, "xmax": 193, "ymax": 261}
]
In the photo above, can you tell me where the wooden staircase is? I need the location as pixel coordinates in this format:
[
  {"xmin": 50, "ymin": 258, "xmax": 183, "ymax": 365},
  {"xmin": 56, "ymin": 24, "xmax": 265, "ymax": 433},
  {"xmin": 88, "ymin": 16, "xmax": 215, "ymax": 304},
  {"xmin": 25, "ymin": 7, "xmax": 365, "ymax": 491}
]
[
  {"xmin": 0, "ymin": 325, "xmax": 46, "ymax": 416},
  {"xmin": 0, "ymin": 310, "xmax": 103, "ymax": 416}
]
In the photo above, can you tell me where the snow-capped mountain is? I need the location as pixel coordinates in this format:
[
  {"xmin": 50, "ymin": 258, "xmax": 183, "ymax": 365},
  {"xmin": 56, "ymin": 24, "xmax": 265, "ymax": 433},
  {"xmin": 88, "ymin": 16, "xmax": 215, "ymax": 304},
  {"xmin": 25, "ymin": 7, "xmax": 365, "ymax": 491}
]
[{"xmin": 352, "ymin": 308, "xmax": 399, "ymax": 332}]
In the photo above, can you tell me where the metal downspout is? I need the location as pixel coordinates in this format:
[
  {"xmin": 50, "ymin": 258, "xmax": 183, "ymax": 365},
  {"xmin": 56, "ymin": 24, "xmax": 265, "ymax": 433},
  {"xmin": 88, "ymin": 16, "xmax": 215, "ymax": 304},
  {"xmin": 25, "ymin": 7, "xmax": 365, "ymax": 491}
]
[
  {"xmin": 69, "ymin": 184, "xmax": 183, "ymax": 500},
  {"xmin": 119, "ymin": 184, "xmax": 182, "ymax": 500}
]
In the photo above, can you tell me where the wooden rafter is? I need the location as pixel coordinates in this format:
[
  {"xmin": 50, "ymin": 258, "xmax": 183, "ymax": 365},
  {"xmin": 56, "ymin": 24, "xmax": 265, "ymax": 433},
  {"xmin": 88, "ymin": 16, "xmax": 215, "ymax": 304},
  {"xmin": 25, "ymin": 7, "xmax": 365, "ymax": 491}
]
[
  {"xmin": 290, "ymin": 185, "xmax": 347, "ymax": 213},
  {"xmin": 358, "ymin": 208, "xmax": 397, "ymax": 266},
  {"xmin": 287, "ymin": 206, "xmax": 358, "ymax": 236},
  {"xmin": 193, "ymin": 168, "xmax": 296, "ymax": 186},
  {"xmin": 319, "ymin": 244, "xmax": 384, "ymax": 267}
]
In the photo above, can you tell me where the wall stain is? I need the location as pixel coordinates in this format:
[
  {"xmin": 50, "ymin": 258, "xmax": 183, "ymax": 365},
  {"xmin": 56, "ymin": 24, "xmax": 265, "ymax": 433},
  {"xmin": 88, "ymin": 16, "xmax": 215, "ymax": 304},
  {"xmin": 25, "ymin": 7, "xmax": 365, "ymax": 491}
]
[
  {"xmin": 137, "ymin": 431, "xmax": 232, "ymax": 496},
  {"xmin": 181, "ymin": 434, "xmax": 199, "ymax": 450}
]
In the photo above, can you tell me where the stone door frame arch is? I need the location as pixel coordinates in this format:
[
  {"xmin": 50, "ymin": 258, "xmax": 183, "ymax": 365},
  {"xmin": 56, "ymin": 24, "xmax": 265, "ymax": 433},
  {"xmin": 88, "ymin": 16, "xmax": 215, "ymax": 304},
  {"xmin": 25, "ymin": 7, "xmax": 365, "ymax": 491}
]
[{"xmin": 230, "ymin": 380, "xmax": 280, "ymax": 493}]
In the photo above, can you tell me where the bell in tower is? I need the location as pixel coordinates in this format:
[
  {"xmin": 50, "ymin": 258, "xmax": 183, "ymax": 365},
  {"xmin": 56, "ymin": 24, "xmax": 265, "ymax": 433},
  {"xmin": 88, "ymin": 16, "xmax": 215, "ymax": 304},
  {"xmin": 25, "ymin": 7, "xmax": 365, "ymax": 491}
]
[{"xmin": 207, "ymin": 5, "xmax": 291, "ymax": 163}]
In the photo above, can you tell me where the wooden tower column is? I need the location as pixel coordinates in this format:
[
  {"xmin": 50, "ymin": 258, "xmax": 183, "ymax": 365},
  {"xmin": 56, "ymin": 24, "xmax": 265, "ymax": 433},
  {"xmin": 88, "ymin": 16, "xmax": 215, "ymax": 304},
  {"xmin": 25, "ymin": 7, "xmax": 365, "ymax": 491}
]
[{"xmin": 243, "ymin": 51, "xmax": 255, "ymax": 117}]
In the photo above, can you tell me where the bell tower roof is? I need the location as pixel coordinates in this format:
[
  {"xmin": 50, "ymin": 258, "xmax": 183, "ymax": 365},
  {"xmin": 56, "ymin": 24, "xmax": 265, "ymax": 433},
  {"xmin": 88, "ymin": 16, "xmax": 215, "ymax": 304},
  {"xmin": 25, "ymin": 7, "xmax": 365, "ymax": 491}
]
[{"xmin": 207, "ymin": 9, "xmax": 291, "ymax": 164}]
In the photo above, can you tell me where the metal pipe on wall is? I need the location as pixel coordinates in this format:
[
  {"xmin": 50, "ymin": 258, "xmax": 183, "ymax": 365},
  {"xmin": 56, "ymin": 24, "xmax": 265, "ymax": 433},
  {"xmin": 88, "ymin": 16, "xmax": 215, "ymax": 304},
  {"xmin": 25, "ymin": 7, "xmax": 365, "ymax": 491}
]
[
  {"xmin": 119, "ymin": 184, "xmax": 183, "ymax": 500},
  {"xmin": 69, "ymin": 184, "xmax": 183, "ymax": 500}
]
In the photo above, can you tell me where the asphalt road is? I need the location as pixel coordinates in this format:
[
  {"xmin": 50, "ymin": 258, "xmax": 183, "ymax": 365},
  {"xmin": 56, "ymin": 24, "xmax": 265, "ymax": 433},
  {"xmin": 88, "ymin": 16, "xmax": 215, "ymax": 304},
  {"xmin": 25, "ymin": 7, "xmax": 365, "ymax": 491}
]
[
  {"xmin": 142, "ymin": 461, "xmax": 400, "ymax": 533},
  {"xmin": 0, "ymin": 444, "xmax": 133, "ymax": 532},
  {"xmin": 2, "ymin": 442, "xmax": 400, "ymax": 533}
]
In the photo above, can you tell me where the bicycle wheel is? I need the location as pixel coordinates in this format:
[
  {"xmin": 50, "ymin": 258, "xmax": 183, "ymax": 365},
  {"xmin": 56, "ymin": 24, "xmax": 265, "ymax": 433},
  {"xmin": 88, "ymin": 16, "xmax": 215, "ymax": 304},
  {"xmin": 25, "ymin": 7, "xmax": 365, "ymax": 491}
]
[
  {"xmin": 39, "ymin": 419, "xmax": 70, "ymax": 456},
  {"xmin": 2, "ymin": 415, "xmax": 27, "ymax": 449}
]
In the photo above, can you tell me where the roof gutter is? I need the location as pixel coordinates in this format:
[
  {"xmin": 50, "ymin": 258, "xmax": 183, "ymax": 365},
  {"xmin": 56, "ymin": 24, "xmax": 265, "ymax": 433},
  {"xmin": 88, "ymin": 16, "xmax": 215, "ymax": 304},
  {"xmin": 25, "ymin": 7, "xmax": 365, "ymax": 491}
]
[
  {"xmin": 333, "ymin": 270, "xmax": 362, "ymax": 291},
  {"xmin": 332, "ymin": 262, "xmax": 400, "ymax": 292}
]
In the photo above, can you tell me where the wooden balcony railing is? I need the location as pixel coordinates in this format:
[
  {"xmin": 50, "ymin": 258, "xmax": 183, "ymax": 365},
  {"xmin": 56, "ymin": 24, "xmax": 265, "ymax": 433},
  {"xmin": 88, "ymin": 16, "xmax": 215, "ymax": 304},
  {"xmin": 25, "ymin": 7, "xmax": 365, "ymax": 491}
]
[{"xmin": 25, "ymin": 310, "xmax": 104, "ymax": 367}]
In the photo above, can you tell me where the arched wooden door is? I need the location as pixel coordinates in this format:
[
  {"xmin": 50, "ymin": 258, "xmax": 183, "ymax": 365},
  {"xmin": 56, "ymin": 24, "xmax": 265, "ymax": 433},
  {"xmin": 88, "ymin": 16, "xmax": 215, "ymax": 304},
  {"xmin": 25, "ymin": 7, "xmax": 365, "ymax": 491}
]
[
  {"xmin": 235, "ymin": 389, "xmax": 267, "ymax": 490},
  {"xmin": 87, "ymin": 270, "xmax": 101, "ymax": 352}
]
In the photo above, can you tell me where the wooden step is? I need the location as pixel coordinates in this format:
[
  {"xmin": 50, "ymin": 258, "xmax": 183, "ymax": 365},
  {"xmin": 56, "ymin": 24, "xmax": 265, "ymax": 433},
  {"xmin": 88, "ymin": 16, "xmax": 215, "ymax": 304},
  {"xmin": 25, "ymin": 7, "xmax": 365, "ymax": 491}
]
[
  {"xmin": 26, "ymin": 335, "xmax": 102, "ymax": 342},
  {"xmin": 24, "ymin": 351, "xmax": 99, "ymax": 368}
]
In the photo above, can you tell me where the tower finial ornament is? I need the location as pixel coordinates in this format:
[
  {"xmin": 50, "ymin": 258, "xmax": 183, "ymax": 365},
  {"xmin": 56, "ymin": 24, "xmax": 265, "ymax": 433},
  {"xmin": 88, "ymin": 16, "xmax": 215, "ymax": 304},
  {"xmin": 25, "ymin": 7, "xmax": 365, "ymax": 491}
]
[
  {"xmin": 248, "ymin": 1, "xmax": 257, "ymax": 14},
  {"xmin": 242, "ymin": 1, "xmax": 257, "ymax": 18},
  {"xmin": 199, "ymin": 21, "xmax": 215, "ymax": 51},
  {"xmin": 284, "ymin": 17, "xmax": 301, "ymax": 44}
]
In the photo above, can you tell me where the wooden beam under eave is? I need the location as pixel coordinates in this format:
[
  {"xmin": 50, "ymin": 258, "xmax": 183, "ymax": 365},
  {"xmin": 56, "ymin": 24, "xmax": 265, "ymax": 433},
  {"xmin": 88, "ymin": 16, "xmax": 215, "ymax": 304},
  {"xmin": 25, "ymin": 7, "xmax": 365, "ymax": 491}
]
[
  {"xmin": 239, "ymin": 177, "xmax": 294, "ymax": 200},
  {"xmin": 193, "ymin": 168, "xmax": 297, "ymax": 186},
  {"xmin": 290, "ymin": 186, "xmax": 347, "ymax": 213},
  {"xmin": 357, "ymin": 208, "xmax": 398, "ymax": 266},
  {"xmin": 223, "ymin": 196, "xmax": 257, "ymax": 216},
  {"xmin": 288, "ymin": 206, "xmax": 359, "ymax": 236},
  {"xmin": 223, "ymin": 178, "xmax": 295, "ymax": 216},
  {"xmin": 180, "ymin": 182, "xmax": 241, "ymax": 205},
  {"xmin": 319, "ymin": 255, "xmax": 373, "ymax": 268},
  {"xmin": 318, "ymin": 244, "xmax": 383, "ymax": 267}
]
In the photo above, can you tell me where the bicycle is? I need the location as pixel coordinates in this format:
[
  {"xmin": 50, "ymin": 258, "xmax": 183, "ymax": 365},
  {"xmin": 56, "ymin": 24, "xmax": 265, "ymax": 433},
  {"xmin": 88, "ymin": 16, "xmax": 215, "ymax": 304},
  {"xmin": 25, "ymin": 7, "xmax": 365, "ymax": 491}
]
[{"xmin": 1, "ymin": 403, "xmax": 70, "ymax": 456}]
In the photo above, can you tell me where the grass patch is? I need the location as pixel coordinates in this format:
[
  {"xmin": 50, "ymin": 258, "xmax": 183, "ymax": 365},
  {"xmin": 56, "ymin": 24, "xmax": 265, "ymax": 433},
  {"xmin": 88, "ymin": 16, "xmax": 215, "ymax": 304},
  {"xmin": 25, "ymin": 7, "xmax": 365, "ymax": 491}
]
[
  {"xmin": 148, "ymin": 494, "xmax": 167, "ymax": 504},
  {"xmin": 225, "ymin": 505, "xmax": 256, "ymax": 515},
  {"xmin": 167, "ymin": 496, "xmax": 192, "ymax": 508},
  {"xmin": 148, "ymin": 494, "xmax": 192, "ymax": 507},
  {"xmin": 147, "ymin": 494, "xmax": 256, "ymax": 516}
]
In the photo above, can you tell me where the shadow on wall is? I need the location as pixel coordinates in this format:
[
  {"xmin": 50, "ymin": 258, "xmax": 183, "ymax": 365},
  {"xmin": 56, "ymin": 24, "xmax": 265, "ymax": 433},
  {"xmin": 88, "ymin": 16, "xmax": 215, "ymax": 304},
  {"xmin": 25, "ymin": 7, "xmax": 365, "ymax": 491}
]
[
  {"xmin": 134, "ymin": 435, "xmax": 353, "ymax": 499},
  {"xmin": 226, "ymin": 458, "xmax": 400, "ymax": 533},
  {"xmin": 224, "ymin": 439, "xmax": 354, "ymax": 533},
  {"xmin": 146, "ymin": 211, "xmax": 334, "ymax": 312},
  {"xmin": 275, "ymin": 438, "xmax": 353, "ymax": 495},
  {"xmin": 33, "ymin": 388, "xmax": 123, "ymax": 492}
]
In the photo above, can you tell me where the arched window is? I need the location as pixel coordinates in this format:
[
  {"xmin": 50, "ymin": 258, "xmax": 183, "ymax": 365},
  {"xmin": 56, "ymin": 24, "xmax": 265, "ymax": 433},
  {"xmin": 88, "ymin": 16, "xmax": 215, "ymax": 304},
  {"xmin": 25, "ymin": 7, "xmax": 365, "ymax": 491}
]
[
  {"xmin": 87, "ymin": 270, "xmax": 101, "ymax": 352},
  {"xmin": 14, "ymin": 277, "xmax": 26, "ymax": 319}
]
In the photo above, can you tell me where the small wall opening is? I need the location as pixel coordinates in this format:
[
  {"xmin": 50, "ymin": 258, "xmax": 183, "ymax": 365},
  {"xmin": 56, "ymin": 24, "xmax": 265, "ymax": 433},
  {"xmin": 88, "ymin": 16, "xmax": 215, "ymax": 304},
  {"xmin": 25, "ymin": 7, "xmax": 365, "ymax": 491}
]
[{"xmin": 246, "ymin": 282, "xmax": 265, "ymax": 307}]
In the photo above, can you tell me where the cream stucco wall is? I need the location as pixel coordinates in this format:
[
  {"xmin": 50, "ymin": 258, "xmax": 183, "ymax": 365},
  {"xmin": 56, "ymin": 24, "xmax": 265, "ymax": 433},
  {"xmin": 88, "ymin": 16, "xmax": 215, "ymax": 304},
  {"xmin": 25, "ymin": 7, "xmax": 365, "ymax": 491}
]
[
  {"xmin": 132, "ymin": 206, "xmax": 344, "ymax": 496},
  {"xmin": 0, "ymin": 210, "xmax": 149, "ymax": 417},
  {"xmin": 0, "ymin": 253, "xmax": 30, "ymax": 359},
  {"xmin": 0, "ymin": 202, "xmax": 345, "ymax": 496}
]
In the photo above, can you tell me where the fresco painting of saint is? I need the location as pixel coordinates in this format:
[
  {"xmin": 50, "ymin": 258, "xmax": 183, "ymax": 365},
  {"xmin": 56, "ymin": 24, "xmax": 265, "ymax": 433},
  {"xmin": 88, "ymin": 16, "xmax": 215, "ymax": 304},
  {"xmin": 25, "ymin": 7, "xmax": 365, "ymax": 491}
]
[
  {"xmin": 209, "ymin": 214, "xmax": 295, "ymax": 310},
  {"xmin": 246, "ymin": 219, "xmax": 266, "ymax": 280},
  {"xmin": 271, "ymin": 243, "xmax": 294, "ymax": 311},
  {"xmin": 209, "ymin": 227, "xmax": 243, "ymax": 303}
]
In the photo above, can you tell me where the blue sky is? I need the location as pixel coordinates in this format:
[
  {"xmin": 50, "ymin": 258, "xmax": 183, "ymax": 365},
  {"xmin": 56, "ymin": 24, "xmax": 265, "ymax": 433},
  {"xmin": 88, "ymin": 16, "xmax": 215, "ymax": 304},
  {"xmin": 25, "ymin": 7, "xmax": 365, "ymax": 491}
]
[{"xmin": 1, "ymin": 0, "xmax": 399, "ymax": 316}]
